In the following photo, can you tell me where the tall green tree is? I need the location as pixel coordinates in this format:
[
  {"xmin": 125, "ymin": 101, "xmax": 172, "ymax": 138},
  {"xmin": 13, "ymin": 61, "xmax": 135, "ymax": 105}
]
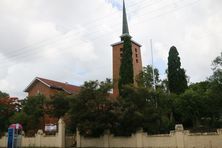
[
  {"xmin": 118, "ymin": 36, "xmax": 134, "ymax": 96},
  {"xmin": 167, "ymin": 46, "xmax": 187, "ymax": 94},
  {"xmin": 137, "ymin": 65, "xmax": 160, "ymax": 88}
]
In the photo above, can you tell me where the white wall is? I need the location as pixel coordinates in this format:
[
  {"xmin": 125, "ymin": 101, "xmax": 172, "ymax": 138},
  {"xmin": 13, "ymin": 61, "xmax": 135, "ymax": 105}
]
[
  {"xmin": 77, "ymin": 125, "xmax": 222, "ymax": 148},
  {"xmin": 2, "ymin": 123, "xmax": 222, "ymax": 148}
]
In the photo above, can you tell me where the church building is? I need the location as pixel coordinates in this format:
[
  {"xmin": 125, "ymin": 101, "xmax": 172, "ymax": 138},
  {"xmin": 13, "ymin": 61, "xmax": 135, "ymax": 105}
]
[{"xmin": 111, "ymin": 0, "xmax": 142, "ymax": 97}]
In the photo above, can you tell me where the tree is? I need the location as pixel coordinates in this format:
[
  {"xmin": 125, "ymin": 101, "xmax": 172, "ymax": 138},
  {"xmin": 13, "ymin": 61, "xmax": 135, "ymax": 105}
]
[
  {"xmin": 47, "ymin": 93, "xmax": 70, "ymax": 119},
  {"xmin": 118, "ymin": 36, "xmax": 134, "ymax": 96},
  {"xmin": 9, "ymin": 112, "xmax": 28, "ymax": 132},
  {"xmin": 69, "ymin": 79, "xmax": 116, "ymax": 137},
  {"xmin": 212, "ymin": 52, "xmax": 222, "ymax": 70},
  {"xmin": 112, "ymin": 85, "xmax": 174, "ymax": 136},
  {"xmin": 174, "ymin": 90, "xmax": 205, "ymax": 128},
  {"xmin": 112, "ymin": 85, "xmax": 149, "ymax": 136},
  {"xmin": 167, "ymin": 46, "xmax": 188, "ymax": 94},
  {"xmin": 0, "ymin": 91, "xmax": 9, "ymax": 99},
  {"xmin": 205, "ymin": 52, "xmax": 222, "ymax": 128},
  {"xmin": 208, "ymin": 52, "xmax": 222, "ymax": 106},
  {"xmin": 22, "ymin": 94, "xmax": 46, "ymax": 133},
  {"xmin": 0, "ymin": 95, "xmax": 19, "ymax": 134},
  {"xmin": 210, "ymin": 52, "xmax": 222, "ymax": 85},
  {"xmin": 160, "ymin": 78, "xmax": 169, "ymax": 92},
  {"xmin": 137, "ymin": 65, "xmax": 160, "ymax": 89},
  {"xmin": 188, "ymin": 81, "xmax": 210, "ymax": 94}
]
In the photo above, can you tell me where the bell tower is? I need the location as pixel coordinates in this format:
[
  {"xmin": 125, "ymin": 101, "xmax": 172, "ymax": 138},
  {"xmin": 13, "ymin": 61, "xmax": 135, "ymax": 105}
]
[{"xmin": 111, "ymin": 0, "xmax": 142, "ymax": 97}]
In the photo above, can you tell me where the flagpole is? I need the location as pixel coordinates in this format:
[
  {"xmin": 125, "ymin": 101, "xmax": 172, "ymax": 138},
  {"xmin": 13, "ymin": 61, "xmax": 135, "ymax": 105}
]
[{"xmin": 150, "ymin": 39, "xmax": 156, "ymax": 91}]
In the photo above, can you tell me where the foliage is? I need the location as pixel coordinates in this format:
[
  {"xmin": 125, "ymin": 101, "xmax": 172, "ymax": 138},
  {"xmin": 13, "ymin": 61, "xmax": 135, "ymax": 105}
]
[
  {"xmin": 22, "ymin": 94, "xmax": 46, "ymax": 132},
  {"xmin": 203, "ymin": 52, "xmax": 222, "ymax": 128},
  {"xmin": 112, "ymin": 85, "xmax": 174, "ymax": 136},
  {"xmin": 0, "ymin": 91, "xmax": 9, "ymax": 99},
  {"xmin": 158, "ymin": 78, "xmax": 221, "ymax": 131},
  {"xmin": 167, "ymin": 46, "xmax": 188, "ymax": 94},
  {"xmin": 112, "ymin": 85, "xmax": 148, "ymax": 136},
  {"xmin": 212, "ymin": 52, "xmax": 222, "ymax": 70},
  {"xmin": 46, "ymin": 93, "xmax": 70, "ymax": 119},
  {"xmin": 137, "ymin": 65, "xmax": 160, "ymax": 88},
  {"xmin": 69, "ymin": 79, "xmax": 116, "ymax": 137},
  {"xmin": 173, "ymin": 73, "xmax": 222, "ymax": 130},
  {"xmin": 118, "ymin": 36, "xmax": 134, "ymax": 96},
  {"xmin": 174, "ymin": 89, "xmax": 205, "ymax": 128},
  {"xmin": 0, "ymin": 95, "xmax": 20, "ymax": 134},
  {"xmin": 210, "ymin": 52, "xmax": 222, "ymax": 86},
  {"xmin": 9, "ymin": 112, "xmax": 29, "ymax": 132},
  {"xmin": 160, "ymin": 78, "xmax": 169, "ymax": 92}
]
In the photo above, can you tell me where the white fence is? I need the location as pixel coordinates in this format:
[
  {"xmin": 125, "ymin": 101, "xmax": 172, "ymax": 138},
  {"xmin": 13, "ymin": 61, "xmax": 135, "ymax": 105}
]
[
  {"xmin": 77, "ymin": 124, "xmax": 222, "ymax": 148},
  {"xmin": 2, "ymin": 122, "xmax": 222, "ymax": 148}
]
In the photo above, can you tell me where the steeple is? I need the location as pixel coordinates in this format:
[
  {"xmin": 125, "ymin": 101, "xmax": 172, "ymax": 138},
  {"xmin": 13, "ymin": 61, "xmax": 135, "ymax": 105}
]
[
  {"xmin": 111, "ymin": 0, "xmax": 142, "ymax": 98},
  {"xmin": 121, "ymin": 0, "xmax": 131, "ymax": 39}
]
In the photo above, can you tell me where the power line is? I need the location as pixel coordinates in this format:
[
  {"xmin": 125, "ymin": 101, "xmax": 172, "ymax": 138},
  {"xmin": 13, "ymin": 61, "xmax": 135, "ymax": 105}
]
[
  {"xmin": 0, "ymin": 0, "xmax": 164, "ymax": 62},
  {"xmin": 0, "ymin": 0, "xmax": 201, "ymax": 67}
]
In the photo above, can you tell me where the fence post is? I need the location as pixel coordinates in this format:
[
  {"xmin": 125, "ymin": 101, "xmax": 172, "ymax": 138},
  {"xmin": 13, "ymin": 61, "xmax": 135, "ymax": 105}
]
[
  {"xmin": 0, "ymin": 133, "xmax": 7, "ymax": 147},
  {"xmin": 58, "ymin": 118, "xmax": 65, "ymax": 148},
  {"xmin": 135, "ymin": 129, "xmax": 143, "ymax": 147},
  {"xmin": 175, "ymin": 124, "xmax": 185, "ymax": 148},
  {"xmin": 76, "ymin": 129, "xmax": 81, "ymax": 148},
  {"xmin": 35, "ymin": 130, "xmax": 43, "ymax": 147},
  {"xmin": 103, "ymin": 130, "xmax": 110, "ymax": 147}
]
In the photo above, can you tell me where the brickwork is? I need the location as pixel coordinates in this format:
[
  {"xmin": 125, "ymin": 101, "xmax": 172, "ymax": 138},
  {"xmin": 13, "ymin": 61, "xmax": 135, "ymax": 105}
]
[
  {"xmin": 27, "ymin": 80, "xmax": 58, "ymax": 97},
  {"xmin": 24, "ymin": 77, "xmax": 80, "ymax": 125},
  {"xmin": 112, "ymin": 41, "xmax": 142, "ymax": 97}
]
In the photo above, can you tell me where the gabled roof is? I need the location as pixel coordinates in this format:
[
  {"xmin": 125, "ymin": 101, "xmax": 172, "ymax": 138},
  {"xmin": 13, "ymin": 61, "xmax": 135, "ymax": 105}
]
[{"xmin": 24, "ymin": 77, "xmax": 80, "ymax": 94}]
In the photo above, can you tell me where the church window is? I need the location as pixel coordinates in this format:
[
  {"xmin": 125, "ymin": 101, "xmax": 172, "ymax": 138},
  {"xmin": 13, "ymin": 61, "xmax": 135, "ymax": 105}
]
[{"xmin": 136, "ymin": 59, "xmax": 139, "ymax": 63}]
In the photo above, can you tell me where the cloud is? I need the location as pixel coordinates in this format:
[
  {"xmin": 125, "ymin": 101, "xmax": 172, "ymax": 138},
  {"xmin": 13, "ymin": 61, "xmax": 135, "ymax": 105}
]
[
  {"xmin": 0, "ymin": 0, "xmax": 119, "ymax": 98},
  {"xmin": 130, "ymin": 0, "xmax": 221, "ymax": 82}
]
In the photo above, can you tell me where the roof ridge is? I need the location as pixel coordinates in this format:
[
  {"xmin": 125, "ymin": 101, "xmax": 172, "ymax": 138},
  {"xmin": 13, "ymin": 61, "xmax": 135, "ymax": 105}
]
[
  {"xmin": 24, "ymin": 77, "xmax": 80, "ymax": 93},
  {"xmin": 37, "ymin": 77, "xmax": 78, "ymax": 87}
]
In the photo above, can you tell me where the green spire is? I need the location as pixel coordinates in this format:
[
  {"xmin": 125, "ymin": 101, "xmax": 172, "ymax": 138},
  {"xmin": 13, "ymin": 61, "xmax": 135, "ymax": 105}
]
[{"xmin": 122, "ymin": 0, "xmax": 130, "ymax": 38}]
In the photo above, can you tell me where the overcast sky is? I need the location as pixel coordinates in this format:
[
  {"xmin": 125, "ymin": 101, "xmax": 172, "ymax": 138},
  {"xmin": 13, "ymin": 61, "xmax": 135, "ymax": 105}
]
[{"xmin": 0, "ymin": 0, "xmax": 221, "ymax": 99}]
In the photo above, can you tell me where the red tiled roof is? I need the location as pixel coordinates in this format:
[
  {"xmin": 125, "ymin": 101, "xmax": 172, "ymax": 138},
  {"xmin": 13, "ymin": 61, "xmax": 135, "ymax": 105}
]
[
  {"xmin": 24, "ymin": 77, "xmax": 80, "ymax": 94},
  {"xmin": 37, "ymin": 77, "xmax": 80, "ymax": 94}
]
